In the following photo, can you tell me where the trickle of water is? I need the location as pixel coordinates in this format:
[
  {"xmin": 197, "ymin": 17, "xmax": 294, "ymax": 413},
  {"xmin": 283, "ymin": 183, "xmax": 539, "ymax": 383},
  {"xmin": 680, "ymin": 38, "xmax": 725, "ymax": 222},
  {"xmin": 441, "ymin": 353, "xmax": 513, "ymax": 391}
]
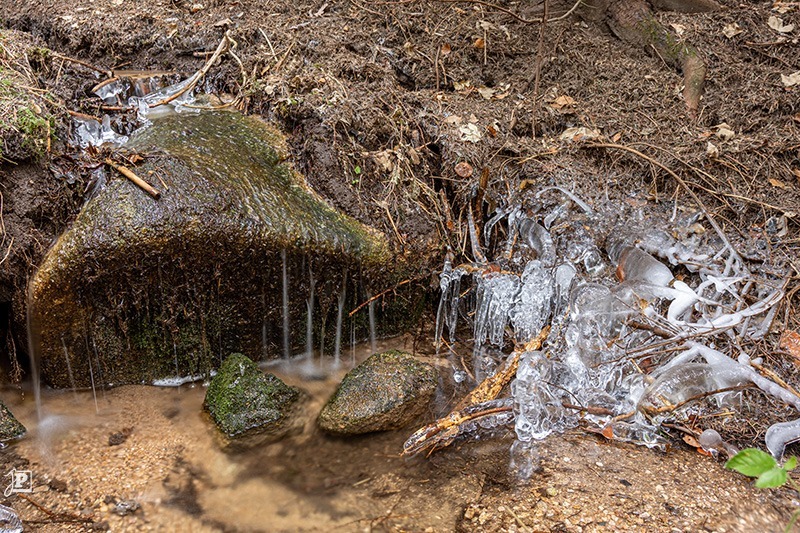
[
  {"xmin": 368, "ymin": 293, "xmax": 377, "ymax": 354},
  {"xmin": 86, "ymin": 353, "xmax": 99, "ymax": 415},
  {"xmin": 281, "ymin": 249, "xmax": 290, "ymax": 359},
  {"xmin": 26, "ymin": 289, "xmax": 42, "ymax": 422},
  {"xmin": 333, "ymin": 273, "xmax": 347, "ymax": 367},
  {"xmin": 59, "ymin": 337, "xmax": 78, "ymax": 401},
  {"xmin": 306, "ymin": 264, "xmax": 315, "ymax": 359}
]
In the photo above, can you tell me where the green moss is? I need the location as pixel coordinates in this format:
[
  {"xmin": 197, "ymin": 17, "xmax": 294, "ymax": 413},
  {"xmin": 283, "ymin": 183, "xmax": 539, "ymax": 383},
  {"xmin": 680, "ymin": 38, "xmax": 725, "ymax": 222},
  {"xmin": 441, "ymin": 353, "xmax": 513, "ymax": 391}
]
[
  {"xmin": 0, "ymin": 400, "xmax": 25, "ymax": 442},
  {"xmin": 204, "ymin": 353, "xmax": 301, "ymax": 439}
]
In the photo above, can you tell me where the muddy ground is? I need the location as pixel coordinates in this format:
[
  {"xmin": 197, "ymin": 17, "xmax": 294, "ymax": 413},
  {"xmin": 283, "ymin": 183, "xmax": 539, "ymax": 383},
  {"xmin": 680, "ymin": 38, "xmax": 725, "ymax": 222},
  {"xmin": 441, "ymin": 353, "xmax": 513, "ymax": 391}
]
[{"xmin": 1, "ymin": 0, "xmax": 799, "ymax": 530}]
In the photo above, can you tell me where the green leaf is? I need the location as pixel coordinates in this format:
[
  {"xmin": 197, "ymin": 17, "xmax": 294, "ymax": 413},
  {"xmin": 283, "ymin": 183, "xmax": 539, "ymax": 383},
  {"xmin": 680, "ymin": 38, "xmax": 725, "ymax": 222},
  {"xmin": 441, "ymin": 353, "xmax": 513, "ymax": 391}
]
[
  {"xmin": 755, "ymin": 467, "xmax": 787, "ymax": 489},
  {"xmin": 725, "ymin": 448, "xmax": 777, "ymax": 477},
  {"xmin": 354, "ymin": 166, "xmax": 362, "ymax": 175},
  {"xmin": 784, "ymin": 456, "xmax": 797, "ymax": 471}
]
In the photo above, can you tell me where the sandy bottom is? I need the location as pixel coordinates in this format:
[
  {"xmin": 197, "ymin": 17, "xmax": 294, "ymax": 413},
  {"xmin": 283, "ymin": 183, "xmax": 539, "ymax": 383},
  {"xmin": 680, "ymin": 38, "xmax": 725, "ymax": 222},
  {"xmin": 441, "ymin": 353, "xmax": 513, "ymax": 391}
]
[{"xmin": 0, "ymin": 338, "xmax": 795, "ymax": 532}]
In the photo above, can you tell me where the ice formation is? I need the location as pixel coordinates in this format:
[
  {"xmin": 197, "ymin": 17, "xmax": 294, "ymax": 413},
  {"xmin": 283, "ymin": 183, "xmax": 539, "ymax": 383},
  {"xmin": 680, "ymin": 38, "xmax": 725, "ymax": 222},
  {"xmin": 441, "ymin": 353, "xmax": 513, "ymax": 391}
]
[{"xmin": 434, "ymin": 187, "xmax": 794, "ymax": 464}]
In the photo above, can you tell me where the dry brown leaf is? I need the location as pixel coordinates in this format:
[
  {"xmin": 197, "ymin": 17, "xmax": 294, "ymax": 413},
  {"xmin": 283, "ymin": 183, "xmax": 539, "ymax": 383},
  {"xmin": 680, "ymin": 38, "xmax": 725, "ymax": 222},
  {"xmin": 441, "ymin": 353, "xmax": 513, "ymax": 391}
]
[
  {"xmin": 769, "ymin": 177, "xmax": 789, "ymax": 189},
  {"xmin": 550, "ymin": 95, "xmax": 576, "ymax": 111},
  {"xmin": 473, "ymin": 38, "xmax": 485, "ymax": 50},
  {"xmin": 793, "ymin": 168, "xmax": 800, "ymax": 182},
  {"xmin": 780, "ymin": 330, "xmax": 800, "ymax": 367},
  {"xmin": 722, "ymin": 22, "xmax": 743, "ymax": 39},
  {"xmin": 441, "ymin": 43, "xmax": 451, "ymax": 56},
  {"xmin": 455, "ymin": 161, "xmax": 474, "ymax": 178}
]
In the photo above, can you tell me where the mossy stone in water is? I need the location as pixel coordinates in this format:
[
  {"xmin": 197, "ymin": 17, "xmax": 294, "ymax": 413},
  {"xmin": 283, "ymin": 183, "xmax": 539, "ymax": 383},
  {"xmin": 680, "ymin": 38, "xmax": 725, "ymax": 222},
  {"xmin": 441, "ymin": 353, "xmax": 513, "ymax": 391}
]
[
  {"xmin": 204, "ymin": 353, "xmax": 302, "ymax": 443},
  {"xmin": 318, "ymin": 350, "xmax": 437, "ymax": 435},
  {"xmin": 0, "ymin": 400, "xmax": 25, "ymax": 442}
]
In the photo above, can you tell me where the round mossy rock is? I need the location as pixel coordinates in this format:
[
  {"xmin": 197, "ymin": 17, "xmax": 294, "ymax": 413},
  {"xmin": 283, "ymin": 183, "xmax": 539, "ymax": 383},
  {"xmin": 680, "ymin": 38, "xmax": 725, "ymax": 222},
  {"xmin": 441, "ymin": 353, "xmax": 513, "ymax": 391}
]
[
  {"xmin": 0, "ymin": 400, "xmax": 25, "ymax": 442},
  {"xmin": 204, "ymin": 353, "xmax": 303, "ymax": 444},
  {"xmin": 318, "ymin": 350, "xmax": 438, "ymax": 435}
]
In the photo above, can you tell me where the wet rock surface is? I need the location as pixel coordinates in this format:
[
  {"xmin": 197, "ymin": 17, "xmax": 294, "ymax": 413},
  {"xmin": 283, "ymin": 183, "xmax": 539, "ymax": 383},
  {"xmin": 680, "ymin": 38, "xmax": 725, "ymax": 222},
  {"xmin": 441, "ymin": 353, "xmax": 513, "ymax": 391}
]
[
  {"xmin": 204, "ymin": 353, "xmax": 303, "ymax": 445},
  {"xmin": 318, "ymin": 350, "xmax": 438, "ymax": 435},
  {"xmin": 30, "ymin": 110, "xmax": 390, "ymax": 388},
  {"xmin": 0, "ymin": 400, "xmax": 25, "ymax": 442}
]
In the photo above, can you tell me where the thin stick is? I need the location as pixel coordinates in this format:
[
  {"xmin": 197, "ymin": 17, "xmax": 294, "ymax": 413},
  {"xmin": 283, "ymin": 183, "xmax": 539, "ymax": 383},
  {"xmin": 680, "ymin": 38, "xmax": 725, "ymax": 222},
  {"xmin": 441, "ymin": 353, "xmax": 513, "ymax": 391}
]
[
  {"xmin": 530, "ymin": 0, "xmax": 548, "ymax": 137},
  {"xmin": 349, "ymin": 277, "xmax": 423, "ymax": 316},
  {"xmin": 588, "ymin": 142, "xmax": 746, "ymax": 269},
  {"xmin": 148, "ymin": 32, "xmax": 232, "ymax": 109},
  {"xmin": 51, "ymin": 52, "xmax": 110, "ymax": 76},
  {"xmin": 105, "ymin": 158, "xmax": 161, "ymax": 199}
]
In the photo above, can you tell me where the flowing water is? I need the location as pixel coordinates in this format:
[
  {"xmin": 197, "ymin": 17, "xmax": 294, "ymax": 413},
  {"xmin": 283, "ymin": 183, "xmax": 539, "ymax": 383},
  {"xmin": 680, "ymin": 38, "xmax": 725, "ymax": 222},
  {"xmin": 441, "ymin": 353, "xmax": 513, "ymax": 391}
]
[{"xmin": 0, "ymin": 336, "xmax": 513, "ymax": 532}]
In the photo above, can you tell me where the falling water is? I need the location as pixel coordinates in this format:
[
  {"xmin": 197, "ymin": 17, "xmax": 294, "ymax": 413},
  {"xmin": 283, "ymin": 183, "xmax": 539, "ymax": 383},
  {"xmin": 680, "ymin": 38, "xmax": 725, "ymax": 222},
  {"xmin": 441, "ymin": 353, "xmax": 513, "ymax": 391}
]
[
  {"xmin": 60, "ymin": 337, "xmax": 78, "ymax": 400},
  {"xmin": 86, "ymin": 352, "xmax": 99, "ymax": 414},
  {"xmin": 305, "ymin": 263, "xmax": 315, "ymax": 359},
  {"xmin": 25, "ymin": 287, "xmax": 42, "ymax": 421},
  {"xmin": 368, "ymin": 292, "xmax": 377, "ymax": 354},
  {"xmin": 281, "ymin": 249, "xmax": 290, "ymax": 359},
  {"xmin": 333, "ymin": 272, "xmax": 347, "ymax": 367}
]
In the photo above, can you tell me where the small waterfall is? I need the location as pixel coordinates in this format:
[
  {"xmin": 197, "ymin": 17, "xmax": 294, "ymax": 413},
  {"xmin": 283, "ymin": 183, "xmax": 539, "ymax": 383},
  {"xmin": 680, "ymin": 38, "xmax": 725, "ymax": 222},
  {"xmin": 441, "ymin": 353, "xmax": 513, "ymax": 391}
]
[{"xmin": 281, "ymin": 249, "xmax": 290, "ymax": 358}]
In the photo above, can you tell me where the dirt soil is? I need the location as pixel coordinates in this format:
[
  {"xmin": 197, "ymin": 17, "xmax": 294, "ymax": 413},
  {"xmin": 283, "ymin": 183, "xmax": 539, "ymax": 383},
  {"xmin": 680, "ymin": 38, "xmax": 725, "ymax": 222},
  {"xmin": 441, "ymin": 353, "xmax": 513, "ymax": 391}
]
[{"xmin": 1, "ymin": 0, "xmax": 800, "ymax": 530}]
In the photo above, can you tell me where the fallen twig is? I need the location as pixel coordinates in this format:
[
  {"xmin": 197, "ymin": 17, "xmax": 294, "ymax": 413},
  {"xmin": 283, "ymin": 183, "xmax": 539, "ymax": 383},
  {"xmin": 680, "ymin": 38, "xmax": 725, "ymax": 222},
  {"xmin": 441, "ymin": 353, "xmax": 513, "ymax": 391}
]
[
  {"xmin": 50, "ymin": 52, "xmax": 110, "ymax": 77},
  {"xmin": 105, "ymin": 158, "xmax": 161, "ymax": 199}
]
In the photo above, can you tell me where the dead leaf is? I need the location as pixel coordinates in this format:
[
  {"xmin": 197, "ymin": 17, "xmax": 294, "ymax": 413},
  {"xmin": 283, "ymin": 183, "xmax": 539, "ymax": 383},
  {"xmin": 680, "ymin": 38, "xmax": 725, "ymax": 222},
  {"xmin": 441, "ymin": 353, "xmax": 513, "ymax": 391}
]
[
  {"xmin": 559, "ymin": 127, "xmax": 601, "ymax": 143},
  {"xmin": 455, "ymin": 161, "xmax": 474, "ymax": 178},
  {"xmin": 549, "ymin": 95, "xmax": 576, "ymax": 111},
  {"xmin": 793, "ymin": 113, "xmax": 800, "ymax": 123},
  {"xmin": 705, "ymin": 141, "xmax": 719, "ymax": 158},
  {"xmin": 407, "ymin": 147, "xmax": 421, "ymax": 166},
  {"xmin": 793, "ymin": 168, "xmax": 800, "ymax": 182},
  {"xmin": 453, "ymin": 80, "xmax": 471, "ymax": 91},
  {"xmin": 670, "ymin": 23, "xmax": 686, "ymax": 36},
  {"xmin": 441, "ymin": 43, "xmax": 451, "ymax": 56},
  {"xmin": 781, "ymin": 71, "xmax": 800, "ymax": 88},
  {"xmin": 459, "ymin": 123, "xmax": 482, "ymax": 143},
  {"xmin": 722, "ymin": 22, "xmax": 743, "ymax": 39},
  {"xmin": 612, "ymin": 132, "xmax": 622, "ymax": 142},
  {"xmin": 768, "ymin": 15, "xmax": 795, "ymax": 33},
  {"xmin": 373, "ymin": 151, "xmax": 394, "ymax": 172},
  {"xmin": 477, "ymin": 87, "xmax": 495, "ymax": 100},
  {"xmin": 486, "ymin": 124, "xmax": 498, "ymax": 137},
  {"xmin": 601, "ymin": 425, "xmax": 614, "ymax": 440},
  {"xmin": 444, "ymin": 114, "xmax": 462, "ymax": 125},
  {"xmin": 473, "ymin": 38, "xmax": 485, "ymax": 50},
  {"xmin": 715, "ymin": 123, "xmax": 735, "ymax": 141},
  {"xmin": 780, "ymin": 330, "xmax": 800, "ymax": 367},
  {"xmin": 769, "ymin": 177, "xmax": 788, "ymax": 189}
]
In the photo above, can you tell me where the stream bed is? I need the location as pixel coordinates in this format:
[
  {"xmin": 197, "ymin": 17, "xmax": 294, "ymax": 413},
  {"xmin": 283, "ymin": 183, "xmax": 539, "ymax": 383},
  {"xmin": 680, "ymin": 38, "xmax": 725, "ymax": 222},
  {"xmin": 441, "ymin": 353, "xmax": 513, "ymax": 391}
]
[{"xmin": 0, "ymin": 336, "xmax": 794, "ymax": 532}]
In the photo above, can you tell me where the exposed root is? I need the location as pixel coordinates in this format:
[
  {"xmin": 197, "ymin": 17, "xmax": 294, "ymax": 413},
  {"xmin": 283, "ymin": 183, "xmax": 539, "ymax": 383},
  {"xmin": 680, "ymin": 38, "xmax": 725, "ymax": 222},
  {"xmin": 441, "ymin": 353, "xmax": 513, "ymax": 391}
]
[{"xmin": 602, "ymin": 0, "xmax": 710, "ymax": 117}]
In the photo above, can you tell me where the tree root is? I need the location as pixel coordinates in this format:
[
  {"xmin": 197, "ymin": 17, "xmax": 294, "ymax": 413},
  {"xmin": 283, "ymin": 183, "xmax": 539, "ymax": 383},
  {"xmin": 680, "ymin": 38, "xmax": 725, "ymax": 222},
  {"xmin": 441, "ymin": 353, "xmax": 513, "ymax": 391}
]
[{"xmin": 583, "ymin": 0, "xmax": 715, "ymax": 118}]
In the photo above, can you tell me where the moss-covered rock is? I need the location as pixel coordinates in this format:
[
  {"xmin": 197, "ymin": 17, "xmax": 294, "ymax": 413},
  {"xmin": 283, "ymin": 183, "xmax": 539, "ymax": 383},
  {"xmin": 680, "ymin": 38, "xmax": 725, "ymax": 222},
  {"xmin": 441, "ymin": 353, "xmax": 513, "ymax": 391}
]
[
  {"xmin": 30, "ymin": 110, "xmax": 391, "ymax": 387},
  {"xmin": 204, "ymin": 353, "xmax": 303, "ymax": 445},
  {"xmin": 0, "ymin": 400, "xmax": 25, "ymax": 442},
  {"xmin": 318, "ymin": 350, "xmax": 438, "ymax": 435}
]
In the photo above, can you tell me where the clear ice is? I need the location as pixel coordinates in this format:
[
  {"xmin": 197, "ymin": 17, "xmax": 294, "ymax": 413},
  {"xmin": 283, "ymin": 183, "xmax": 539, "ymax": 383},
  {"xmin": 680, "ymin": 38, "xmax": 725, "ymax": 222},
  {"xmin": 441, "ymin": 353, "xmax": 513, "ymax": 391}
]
[{"xmin": 434, "ymin": 190, "xmax": 792, "ymax": 462}]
